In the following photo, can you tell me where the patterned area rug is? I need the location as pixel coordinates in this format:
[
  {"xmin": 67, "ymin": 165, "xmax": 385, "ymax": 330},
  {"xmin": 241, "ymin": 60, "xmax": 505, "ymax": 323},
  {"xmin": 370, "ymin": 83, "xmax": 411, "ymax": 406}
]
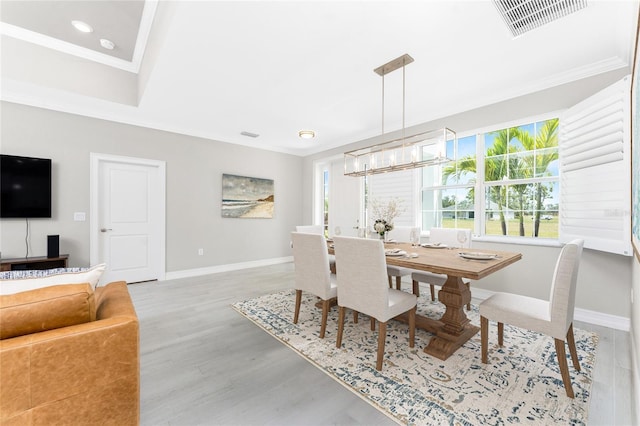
[{"xmin": 232, "ymin": 290, "xmax": 597, "ymax": 425}]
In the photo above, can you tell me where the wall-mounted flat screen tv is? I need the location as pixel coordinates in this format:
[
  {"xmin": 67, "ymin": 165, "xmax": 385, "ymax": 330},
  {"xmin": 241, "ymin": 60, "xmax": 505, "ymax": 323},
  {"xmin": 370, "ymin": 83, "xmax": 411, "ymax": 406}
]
[{"xmin": 1, "ymin": 154, "xmax": 52, "ymax": 218}]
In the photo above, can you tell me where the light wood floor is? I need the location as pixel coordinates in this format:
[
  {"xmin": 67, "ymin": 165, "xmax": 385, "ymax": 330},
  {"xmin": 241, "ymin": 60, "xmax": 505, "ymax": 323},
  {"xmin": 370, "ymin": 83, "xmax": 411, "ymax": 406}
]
[{"xmin": 127, "ymin": 263, "xmax": 634, "ymax": 425}]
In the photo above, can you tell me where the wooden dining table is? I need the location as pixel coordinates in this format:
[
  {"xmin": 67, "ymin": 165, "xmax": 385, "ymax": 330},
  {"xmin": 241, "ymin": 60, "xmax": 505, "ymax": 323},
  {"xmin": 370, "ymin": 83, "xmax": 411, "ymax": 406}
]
[{"xmin": 329, "ymin": 240, "xmax": 522, "ymax": 361}]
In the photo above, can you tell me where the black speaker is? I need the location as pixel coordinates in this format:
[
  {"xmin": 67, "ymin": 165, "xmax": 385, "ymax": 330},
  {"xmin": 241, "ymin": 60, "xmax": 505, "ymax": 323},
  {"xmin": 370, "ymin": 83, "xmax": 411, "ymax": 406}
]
[{"xmin": 47, "ymin": 235, "xmax": 59, "ymax": 258}]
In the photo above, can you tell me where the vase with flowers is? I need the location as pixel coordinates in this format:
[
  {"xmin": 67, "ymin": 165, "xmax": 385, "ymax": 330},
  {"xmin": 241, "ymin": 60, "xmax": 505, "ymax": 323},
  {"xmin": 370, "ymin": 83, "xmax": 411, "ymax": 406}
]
[
  {"xmin": 370, "ymin": 198, "xmax": 404, "ymax": 241},
  {"xmin": 374, "ymin": 219, "xmax": 393, "ymax": 240}
]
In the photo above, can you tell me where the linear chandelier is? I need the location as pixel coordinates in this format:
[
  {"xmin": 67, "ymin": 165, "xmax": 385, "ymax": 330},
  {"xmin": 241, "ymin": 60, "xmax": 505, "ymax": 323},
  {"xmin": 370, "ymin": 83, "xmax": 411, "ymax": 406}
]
[{"xmin": 344, "ymin": 54, "xmax": 455, "ymax": 177}]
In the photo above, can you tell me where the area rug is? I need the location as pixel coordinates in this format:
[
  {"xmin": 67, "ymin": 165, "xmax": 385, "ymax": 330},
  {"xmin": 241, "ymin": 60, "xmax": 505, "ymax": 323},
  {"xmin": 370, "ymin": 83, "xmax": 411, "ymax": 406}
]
[{"xmin": 231, "ymin": 290, "xmax": 597, "ymax": 425}]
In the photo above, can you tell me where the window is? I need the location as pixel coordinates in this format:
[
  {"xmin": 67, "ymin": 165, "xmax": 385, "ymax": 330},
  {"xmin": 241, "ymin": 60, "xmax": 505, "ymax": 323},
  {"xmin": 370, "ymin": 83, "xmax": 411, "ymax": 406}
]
[
  {"xmin": 420, "ymin": 118, "xmax": 560, "ymax": 239},
  {"xmin": 420, "ymin": 134, "xmax": 475, "ymax": 232},
  {"xmin": 323, "ymin": 169, "xmax": 329, "ymax": 236}
]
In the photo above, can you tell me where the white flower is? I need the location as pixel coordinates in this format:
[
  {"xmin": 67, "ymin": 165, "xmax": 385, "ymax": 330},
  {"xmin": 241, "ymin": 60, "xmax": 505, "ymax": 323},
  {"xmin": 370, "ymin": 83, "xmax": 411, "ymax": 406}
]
[{"xmin": 370, "ymin": 198, "xmax": 404, "ymax": 232}]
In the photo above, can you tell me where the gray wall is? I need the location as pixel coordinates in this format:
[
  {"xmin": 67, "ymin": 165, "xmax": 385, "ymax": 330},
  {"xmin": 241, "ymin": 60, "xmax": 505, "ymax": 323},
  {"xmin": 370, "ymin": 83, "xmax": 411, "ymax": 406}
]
[
  {"xmin": 0, "ymin": 102, "xmax": 303, "ymax": 272},
  {"xmin": 302, "ymin": 69, "xmax": 634, "ymax": 319}
]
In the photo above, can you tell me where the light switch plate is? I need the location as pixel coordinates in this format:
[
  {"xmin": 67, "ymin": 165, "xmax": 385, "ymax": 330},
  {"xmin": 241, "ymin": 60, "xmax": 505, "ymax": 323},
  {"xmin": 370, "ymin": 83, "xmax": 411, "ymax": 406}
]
[{"xmin": 74, "ymin": 212, "xmax": 86, "ymax": 221}]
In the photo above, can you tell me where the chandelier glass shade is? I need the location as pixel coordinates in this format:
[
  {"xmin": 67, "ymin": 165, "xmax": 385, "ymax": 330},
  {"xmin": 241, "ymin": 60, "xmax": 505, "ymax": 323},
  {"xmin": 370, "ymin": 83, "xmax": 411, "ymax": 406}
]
[{"xmin": 343, "ymin": 127, "xmax": 455, "ymax": 177}]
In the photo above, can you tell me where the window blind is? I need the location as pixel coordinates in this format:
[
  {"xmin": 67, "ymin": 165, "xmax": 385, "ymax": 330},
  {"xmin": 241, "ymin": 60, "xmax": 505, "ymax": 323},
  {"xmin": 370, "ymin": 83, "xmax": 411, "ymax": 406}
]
[
  {"xmin": 368, "ymin": 169, "xmax": 416, "ymax": 226},
  {"xmin": 559, "ymin": 75, "xmax": 632, "ymax": 255}
]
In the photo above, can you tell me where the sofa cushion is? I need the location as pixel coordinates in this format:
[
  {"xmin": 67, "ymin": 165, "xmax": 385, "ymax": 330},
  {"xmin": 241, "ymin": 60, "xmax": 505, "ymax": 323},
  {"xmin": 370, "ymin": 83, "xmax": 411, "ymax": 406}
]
[
  {"xmin": 0, "ymin": 283, "xmax": 96, "ymax": 340},
  {"xmin": 0, "ymin": 264, "xmax": 106, "ymax": 295}
]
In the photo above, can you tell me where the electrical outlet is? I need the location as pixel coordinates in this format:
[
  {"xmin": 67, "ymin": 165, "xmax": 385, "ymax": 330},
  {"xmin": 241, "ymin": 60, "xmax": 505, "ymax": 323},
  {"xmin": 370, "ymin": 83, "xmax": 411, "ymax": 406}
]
[{"xmin": 198, "ymin": 248, "xmax": 204, "ymax": 256}]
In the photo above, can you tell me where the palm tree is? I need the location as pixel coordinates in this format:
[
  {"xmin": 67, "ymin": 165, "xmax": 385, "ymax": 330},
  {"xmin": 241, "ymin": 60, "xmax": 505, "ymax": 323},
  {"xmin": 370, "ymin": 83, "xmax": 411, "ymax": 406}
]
[{"xmin": 514, "ymin": 119, "xmax": 559, "ymax": 236}]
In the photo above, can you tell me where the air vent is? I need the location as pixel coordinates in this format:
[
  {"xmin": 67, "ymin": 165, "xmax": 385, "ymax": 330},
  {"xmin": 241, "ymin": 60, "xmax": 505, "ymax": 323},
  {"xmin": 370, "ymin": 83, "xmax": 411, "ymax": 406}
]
[
  {"xmin": 493, "ymin": 0, "xmax": 587, "ymax": 37},
  {"xmin": 240, "ymin": 131, "xmax": 260, "ymax": 138}
]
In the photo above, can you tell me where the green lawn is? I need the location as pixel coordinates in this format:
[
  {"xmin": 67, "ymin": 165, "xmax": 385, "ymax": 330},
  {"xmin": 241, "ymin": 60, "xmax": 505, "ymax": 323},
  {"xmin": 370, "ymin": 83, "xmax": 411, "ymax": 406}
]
[{"xmin": 442, "ymin": 217, "xmax": 559, "ymax": 239}]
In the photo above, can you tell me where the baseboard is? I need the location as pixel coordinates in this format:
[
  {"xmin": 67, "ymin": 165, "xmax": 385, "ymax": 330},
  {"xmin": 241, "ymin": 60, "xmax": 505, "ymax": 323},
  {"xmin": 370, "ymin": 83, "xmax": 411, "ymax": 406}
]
[
  {"xmin": 164, "ymin": 256, "xmax": 293, "ymax": 281},
  {"xmin": 631, "ymin": 330, "xmax": 640, "ymax": 425},
  {"xmin": 469, "ymin": 287, "xmax": 631, "ymax": 331}
]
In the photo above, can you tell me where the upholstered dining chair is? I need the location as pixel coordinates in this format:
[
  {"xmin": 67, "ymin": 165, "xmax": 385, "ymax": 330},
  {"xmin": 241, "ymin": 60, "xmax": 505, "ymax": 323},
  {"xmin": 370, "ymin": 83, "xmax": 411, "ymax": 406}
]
[
  {"xmin": 385, "ymin": 226, "xmax": 420, "ymax": 294},
  {"xmin": 295, "ymin": 225, "xmax": 336, "ymax": 273},
  {"xmin": 333, "ymin": 236, "xmax": 417, "ymax": 371},
  {"xmin": 479, "ymin": 239, "xmax": 584, "ymax": 398},
  {"xmin": 296, "ymin": 225, "xmax": 324, "ymax": 235},
  {"xmin": 411, "ymin": 227, "xmax": 472, "ymax": 308},
  {"xmin": 291, "ymin": 232, "xmax": 338, "ymax": 338}
]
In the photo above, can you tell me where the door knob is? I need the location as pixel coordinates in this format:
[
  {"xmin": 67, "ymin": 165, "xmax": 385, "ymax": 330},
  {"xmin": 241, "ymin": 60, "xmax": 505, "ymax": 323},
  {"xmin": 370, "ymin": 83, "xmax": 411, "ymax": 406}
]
[{"xmin": 100, "ymin": 228, "xmax": 113, "ymax": 232}]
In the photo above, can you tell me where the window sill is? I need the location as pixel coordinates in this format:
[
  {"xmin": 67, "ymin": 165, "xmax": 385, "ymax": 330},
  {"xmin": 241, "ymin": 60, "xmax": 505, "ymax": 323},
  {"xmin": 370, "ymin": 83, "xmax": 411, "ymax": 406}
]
[{"xmin": 471, "ymin": 235, "xmax": 562, "ymax": 248}]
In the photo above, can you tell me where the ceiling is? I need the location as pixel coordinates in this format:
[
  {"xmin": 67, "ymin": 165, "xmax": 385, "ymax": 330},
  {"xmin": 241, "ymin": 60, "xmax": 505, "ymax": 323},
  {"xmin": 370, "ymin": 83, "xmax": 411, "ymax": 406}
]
[{"xmin": 1, "ymin": 1, "xmax": 638, "ymax": 156}]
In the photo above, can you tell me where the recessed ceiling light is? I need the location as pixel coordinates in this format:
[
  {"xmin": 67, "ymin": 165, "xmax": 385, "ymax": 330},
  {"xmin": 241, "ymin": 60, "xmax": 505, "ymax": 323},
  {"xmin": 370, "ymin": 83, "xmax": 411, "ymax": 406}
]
[
  {"xmin": 71, "ymin": 20, "xmax": 93, "ymax": 33},
  {"xmin": 100, "ymin": 38, "xmax": 115, "ymax": 50},
  {"xmin": 298, "ymin": 130, "xmax": 315, "ymax": 139}
]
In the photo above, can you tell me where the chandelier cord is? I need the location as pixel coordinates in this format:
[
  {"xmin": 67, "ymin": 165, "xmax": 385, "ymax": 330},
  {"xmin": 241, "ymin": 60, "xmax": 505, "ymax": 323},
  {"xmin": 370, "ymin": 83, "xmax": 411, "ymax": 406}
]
[{"xmin": 381, "ymin": 74, "xmax": 385, "ymax": 136}]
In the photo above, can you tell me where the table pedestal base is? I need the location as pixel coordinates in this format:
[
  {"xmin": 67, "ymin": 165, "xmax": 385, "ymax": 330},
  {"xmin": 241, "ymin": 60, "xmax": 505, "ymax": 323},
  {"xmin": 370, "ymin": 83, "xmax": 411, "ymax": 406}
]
[{"xmin": 423, "ymin": 324, "xmax": 480, "ymax": 360}]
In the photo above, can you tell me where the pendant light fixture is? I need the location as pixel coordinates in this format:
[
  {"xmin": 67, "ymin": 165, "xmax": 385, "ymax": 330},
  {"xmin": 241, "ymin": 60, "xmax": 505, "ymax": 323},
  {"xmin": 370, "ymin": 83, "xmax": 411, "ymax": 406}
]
[{"xmin": 344, "ymin": 54, "xmax": 455, "ymax": 177}]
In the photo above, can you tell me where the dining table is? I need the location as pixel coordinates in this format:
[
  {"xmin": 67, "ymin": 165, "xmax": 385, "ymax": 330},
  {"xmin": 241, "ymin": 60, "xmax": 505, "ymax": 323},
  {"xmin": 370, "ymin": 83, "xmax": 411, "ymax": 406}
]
[{"xmin": 329, "ymin": 240, "xmax": 522, "ymax": 361}]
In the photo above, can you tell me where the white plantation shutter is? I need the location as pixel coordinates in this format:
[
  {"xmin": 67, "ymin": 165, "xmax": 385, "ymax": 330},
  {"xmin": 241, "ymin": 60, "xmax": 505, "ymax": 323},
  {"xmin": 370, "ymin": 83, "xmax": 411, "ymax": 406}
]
[
  {"xmin": 559, "ymin": 76, "xmax": 632, "ymax": 255},
  {"xmin": 368, "ymin": 169, "xmax": 416, "ymax": 227}
]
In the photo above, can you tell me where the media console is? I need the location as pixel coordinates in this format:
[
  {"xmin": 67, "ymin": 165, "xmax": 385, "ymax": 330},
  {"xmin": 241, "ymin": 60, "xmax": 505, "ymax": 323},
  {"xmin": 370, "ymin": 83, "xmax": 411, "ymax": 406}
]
[{"xmin": 0, "ymin": 254, "xmax": 69, "ymax": 272}]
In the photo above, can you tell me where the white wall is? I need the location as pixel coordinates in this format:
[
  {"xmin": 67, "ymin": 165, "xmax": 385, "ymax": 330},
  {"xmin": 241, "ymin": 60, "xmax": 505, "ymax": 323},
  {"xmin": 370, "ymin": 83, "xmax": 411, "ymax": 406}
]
[{"xmin": 0, "ymin": 102, "xmax": 303, "ymax": 273}]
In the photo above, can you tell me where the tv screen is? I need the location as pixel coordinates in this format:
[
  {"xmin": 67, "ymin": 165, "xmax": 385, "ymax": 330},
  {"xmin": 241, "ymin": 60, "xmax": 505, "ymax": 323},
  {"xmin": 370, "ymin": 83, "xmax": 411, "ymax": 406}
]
[{"xmin": 1, "ymin": 154, "xmax": 52, "ymax": 218}]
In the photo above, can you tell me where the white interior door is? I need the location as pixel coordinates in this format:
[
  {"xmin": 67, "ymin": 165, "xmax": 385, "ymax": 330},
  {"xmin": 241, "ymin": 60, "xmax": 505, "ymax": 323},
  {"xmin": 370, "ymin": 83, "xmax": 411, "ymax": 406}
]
[
  {"xmin": 329, "ymin": 159, "xmax": 361, "ymax": 237},
  {"xmin": 90, "ymin": 154, "xmax": 166, "ymax": 283}
]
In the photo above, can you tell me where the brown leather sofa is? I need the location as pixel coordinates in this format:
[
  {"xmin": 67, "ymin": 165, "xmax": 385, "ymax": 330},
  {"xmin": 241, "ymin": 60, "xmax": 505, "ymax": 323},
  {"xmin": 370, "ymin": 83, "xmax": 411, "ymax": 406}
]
[{"xmin": 0, "ymin": 281, "xmax": 139, "ymax": 425}]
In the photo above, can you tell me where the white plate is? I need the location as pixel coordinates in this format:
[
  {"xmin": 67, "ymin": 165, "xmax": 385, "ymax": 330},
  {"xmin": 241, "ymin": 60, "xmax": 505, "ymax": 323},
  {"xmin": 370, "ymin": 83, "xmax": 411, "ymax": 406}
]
[
  {"xmin": 421, "ymin": 243, "xmax": 447, "ymax": 249},
  {"xmin": 385, "ymin": 249, "xmax": 406, "ymax": 257},
  {"xmin": 458, "ymin": 252, "xmax": 498, "ymax": 260}
]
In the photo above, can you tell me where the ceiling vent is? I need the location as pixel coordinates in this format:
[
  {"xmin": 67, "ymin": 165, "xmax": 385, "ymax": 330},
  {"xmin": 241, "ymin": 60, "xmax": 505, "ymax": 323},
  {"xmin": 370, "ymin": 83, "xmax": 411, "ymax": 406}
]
[
  {"xmin": 493, "ymin": 0, "xmax": 587, "ymax": 37},
  {"xmin": 240, "ymin": 131, "xmax": 260, "ymax": 138}
]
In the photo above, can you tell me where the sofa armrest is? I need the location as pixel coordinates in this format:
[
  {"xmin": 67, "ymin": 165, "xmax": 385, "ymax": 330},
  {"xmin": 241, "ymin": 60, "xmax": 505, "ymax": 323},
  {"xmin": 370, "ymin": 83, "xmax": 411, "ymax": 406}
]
[{"xmin": 0, "ymin": 281, "xmax": 139, "ymax": 425}]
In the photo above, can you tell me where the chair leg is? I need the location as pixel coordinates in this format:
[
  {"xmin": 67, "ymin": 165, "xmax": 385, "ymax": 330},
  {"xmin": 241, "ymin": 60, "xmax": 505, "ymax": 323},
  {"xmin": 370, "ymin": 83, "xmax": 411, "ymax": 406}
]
[
  {"xmin": 430, "ymin": 284, "xmax": 436, "ymax": 301},
  {"xmin": 481, "ymin": 316, "xmax": 489, "ymax": 364},
  {"xmin": 395, "ymin": 276, "xmax": 401, "ymax": 290},
  {"xmin": 497, "ymin": 322, "xmax": 504, "ymax": 346},
  {"xmin": 319, "ymin": 299, "xmax": 330, "ymax": 339},
  {"xmin": 412, "ymin": 279, "xmax": 420, "ymax": 297},
  {"xmin": 353, "ymin": 311, "xmax": 358, "ymax": 323},
  {"xmin": 336, "ymin": 306, "xmax": 345, "ymax": 348},
  {"xmin": 376, "ymin": 321, "xmax": 387, "ymax": 371},
  {"xmin": 466, "ymin": 282, "xmax": 471, "ymax": 311},
  {"xmin": 370, "ymin": 317, "xmax": 375, "ymax": 331},
  {"xmin": 555, "ymin": 338, "xmax": 575, "ymax": 398},
  {"xmin": 566, "ymin": 323, "xmax": 581, "ymax": 371},
  {"xmin": 409, "ymin": 307, "xmax": 416, "ymax": 348},
  {"xmin": 388, "ymin": 276, "xmax": 393, "ymax": 288},
  {"xmin": 293, "ymin": 289, "xmax": 302, "ymax": 324}
]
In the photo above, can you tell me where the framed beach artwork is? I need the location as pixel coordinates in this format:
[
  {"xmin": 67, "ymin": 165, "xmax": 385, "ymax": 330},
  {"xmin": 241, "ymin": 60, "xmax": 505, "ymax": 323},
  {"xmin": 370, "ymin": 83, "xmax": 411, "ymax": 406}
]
[
  {"xmin": 633, "ymin": 26, "xmax": 640, "ymax": 259},
  {"xmin": 221, "ymin": 174, "xmax": 274, "ymax": 219}
]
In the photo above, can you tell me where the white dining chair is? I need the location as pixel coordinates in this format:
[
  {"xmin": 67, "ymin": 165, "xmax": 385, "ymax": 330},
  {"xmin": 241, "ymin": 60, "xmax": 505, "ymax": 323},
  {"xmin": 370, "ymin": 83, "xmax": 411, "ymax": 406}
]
[
  {"xmin": 291, "ymin": 232, "xmax": 338, "ymax": 338},
  {"xmin": 385, "ymin": 226, "xmax": 420, "ymax": 294},
  {"xmin": 333, "ymin": 236, "xmax": 417, "ymax": 371},
  {"xmin": 296, "ymin": 225, "xmax": 325, "ymax": 235},
  {"xmin": 295, "ymin": 225, "xmax": 335, "ymax": 273},
  {"xmin": 480, "ymin": 239, "xmax": 584, "ymax": 398},
  {"xmin": 411, "ymin": 227, "xmax": 472, "ymax": 309}
]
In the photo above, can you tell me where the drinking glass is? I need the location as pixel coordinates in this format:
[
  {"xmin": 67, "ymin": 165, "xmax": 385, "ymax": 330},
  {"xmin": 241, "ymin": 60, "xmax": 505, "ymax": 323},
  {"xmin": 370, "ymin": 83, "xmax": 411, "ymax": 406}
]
[
  {"xmin": 410, "ymin": 228, "xmax": 420, "ymax": 247},
  {"xmin": 334, "ymin": 226, "xmax": 342, "ymax": 236},
  {"xmin": 457, "ymin": 230, "xmax": 468, "ymax": 248}
]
